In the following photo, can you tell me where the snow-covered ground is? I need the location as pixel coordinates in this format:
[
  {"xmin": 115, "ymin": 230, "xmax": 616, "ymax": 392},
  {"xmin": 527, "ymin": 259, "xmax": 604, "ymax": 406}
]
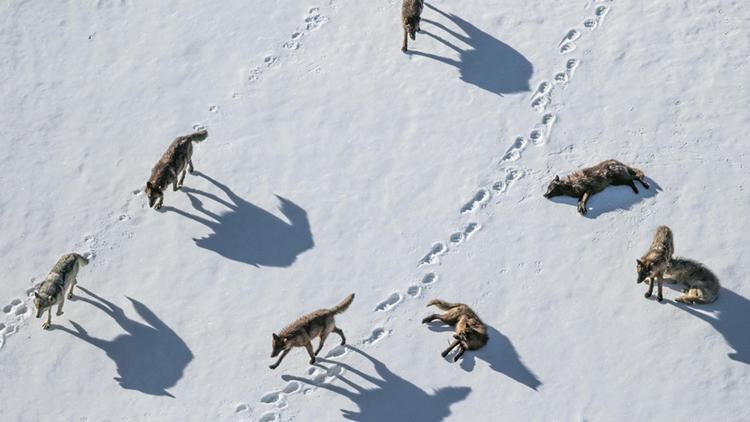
[{"xmin": 1, "ymin": 0, "xmax": 749, "ymax": 420}]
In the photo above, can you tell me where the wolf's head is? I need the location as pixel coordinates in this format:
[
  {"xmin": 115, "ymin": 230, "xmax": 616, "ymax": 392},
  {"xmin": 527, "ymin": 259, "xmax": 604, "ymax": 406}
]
[
  {"xmin": 405, "ymin": 17, "xmax": 420, "ymax": 40},
  {"xmin": 636, "ymin": 259, "xmax": 652, "ymax": 284},
  {"xmin": 33, "ymin": 292, "xmax": 55, "ymax": 318},
  {"xmin": 145, "ymin": 181, "xmax": 163, "ymax": 208},
  {"xmin": 271, "ymin": 333, "xmax": 287, "ymax": 358},
  {"xmin": 543, "ymin": 175, "xmax": 565, "ymax": 198}
]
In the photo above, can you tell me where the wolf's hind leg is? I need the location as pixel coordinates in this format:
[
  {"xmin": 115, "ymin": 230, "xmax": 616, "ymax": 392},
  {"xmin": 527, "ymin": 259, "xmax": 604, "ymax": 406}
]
[
  {"xmin": 453, "ymin": 346, "xmax": 466, "ymax": 362},
  {"xmin": 656, "ymin": 276, "xmax": 664, "ymax": 302},
  {"xmin": 188, "ymin": 159, "xmax": 195, "ymax": 174},
  {"xmin": 333, "ymin": 327, "xmax": 346, "ymax": 345},
  {"xmin": 577, "ymin": 192, "xmax": 590, "ymax": 215},
  {"xmin": 67, "ymin": 278, "xmax": 77, "ymax": 299},
  {"xmin": 441, "ymin": 339, "xmax": 460, "ymax": 358},
  {"xmin": 315, "ymin": 332, "xmax": 329, "ymax": 356},
  {"xmin": 402, "ymin": 28, "xmax": 408, "ymax": 52},
  {"xmin": 56, "ymin": 295, "xmax": 65, "ymax": 316},
  {"xmin": 305, "ymin": 342, "xmax": 316, "ymax": 365},
  {"xmin": 178, "ymin": 170, "xmax": 187, "ymax": 189},
  {"xmin": 627, "ymin": 180, "xmax": 639, "ymax": 194}
]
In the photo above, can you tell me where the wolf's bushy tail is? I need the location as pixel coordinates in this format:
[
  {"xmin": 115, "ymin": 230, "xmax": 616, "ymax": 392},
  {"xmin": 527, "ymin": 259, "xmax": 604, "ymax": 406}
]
[
  {"xmin": 427, "ymin": 299, "xmax": 460, "ymax": 310},
  {"xmin": 331, "ymin": 293, "xmax": 355, "ymax": 314},
  {"xmin": 75, "ymin": 253, "xmax": 90, "ymax": 266},
  {"xmin": 190, "ymin": 129, "xmax": 209, "ymax": 143}
]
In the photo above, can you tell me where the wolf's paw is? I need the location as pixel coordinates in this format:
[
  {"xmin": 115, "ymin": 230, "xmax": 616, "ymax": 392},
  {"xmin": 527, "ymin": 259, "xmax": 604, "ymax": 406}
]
[
  {"xmin": 56, "ymin": 311, "xmax": 64, "ymax": 316},
  {"xmin": 644, "ymin": 291, "xmax": 652, "ymax": 298},
  {"xmin": 577, "ymin": 204, "xmax": 588, "ymax": 215},
  {"xmin": 42, "ymin": 322, "xmax": 50, "ymax": 330},
  {"xmin": 67, "ymin": 293, "xmax": 74, "ymax": 300},
  {"xmin": 421, "ymin": 317, "xmax": 433, "ymax": 324},
  {"xmin": 309, "ymin": 357, "xmax": 316, "ymax": 365},
  {"xmin": 269, "ymin": 364, "xmax": 278, "ymax": 370}
]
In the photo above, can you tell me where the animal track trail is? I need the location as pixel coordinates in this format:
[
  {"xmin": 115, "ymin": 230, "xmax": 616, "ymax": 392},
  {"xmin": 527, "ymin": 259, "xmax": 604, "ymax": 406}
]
[
  {"xmin": 375, "ymin": 292, "xmax": 402, "ymax": 312},
  {"xmin": 559, "ymin": 29, "xmax": 581, "ymax": 54},
  {"xmin": 363, "ymin": 327, "xmax": 390, "ymax": 345},
  {"xmin": 418, "ymin": 242, "xmax": 448, "ymax": 266},
  {"xmin": 461, "ymin": 189, "xmax": 491, "ymax": 214},
  {"xmin": 245, "ymin": 6, "xmax": 329, "ymax": 86}
]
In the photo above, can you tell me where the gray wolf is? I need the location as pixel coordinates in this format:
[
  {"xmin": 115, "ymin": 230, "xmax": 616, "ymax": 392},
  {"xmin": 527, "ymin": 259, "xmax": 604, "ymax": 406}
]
[
  {"xmin": 401, "ymin": 0, "xmax": 424, "ymax": 52},
  {"xmin": 544, "ymin": 159, "xmax": 650, "ymax": 215},
  {"xmin": 637, "ymin": 225, "xmax": 674, "ymax": 302},
  {"xmin": 270, "ymin": 293, "xmax": 355, "ymax": 369},
  {"xmin": 34, "ymin": 253, "xmax": 89, "ymax": 329},
  {"xmin": 668, "ymin": 258, "xmax": 720, "ymax": 304},
  {"xmin": 146, "ymin": 129, "xmax": 208, "ymax": 209},
  {"xmin": 422, "ymin": 299, "xmax": 488, "ymax": 361}
]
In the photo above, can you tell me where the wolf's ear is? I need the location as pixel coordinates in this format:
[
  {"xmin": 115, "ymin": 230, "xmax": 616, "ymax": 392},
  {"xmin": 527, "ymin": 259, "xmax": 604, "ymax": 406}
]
[
  {"xmin": 146, "ymin": 181, "xmax": 154, "ymax": 191},
  {"xmin": 636, "ymin": 259, "xmax": 643, "ymax": 266},
  {"xmin": 34, "ymin": 291, "xmax": 40, "ymax": 299},
  {"xmin": 272, "ymin": 333, "xmax": 280, "ymax": 341},
  {"xmin": 554, "ymin": 175, "xmax": 560, "ymax": 182}
]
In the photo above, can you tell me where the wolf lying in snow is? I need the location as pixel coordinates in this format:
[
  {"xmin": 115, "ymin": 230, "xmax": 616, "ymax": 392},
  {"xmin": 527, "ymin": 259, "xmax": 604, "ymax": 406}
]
[
  {"xmin": 146, "ymin": 129, "xmax": 208, "ymax": 210},
  {"xmin": 34, "ymin": 253, "xmax": 89, "ymax": 329},
  {"xmin": 270, "ymin": 293, "xmax": 355, "ymax": 369},
  {"xmin": 401, "ymin": 0, "xmax": 424, "ymax": 52},
  {"xmin": 544, "ymin": 159, "xmax": 650, "ymax": 215},
  {"xmin": 422, "ymin": 299, "xmax": 488, "ymax": 362},
  {"xmin": 667, "ymin": 258, "xmax": 720, "ymax": 304},
  {"xmin": 637, "ymin": 225, "xmax": 674, "ymax": 302}
]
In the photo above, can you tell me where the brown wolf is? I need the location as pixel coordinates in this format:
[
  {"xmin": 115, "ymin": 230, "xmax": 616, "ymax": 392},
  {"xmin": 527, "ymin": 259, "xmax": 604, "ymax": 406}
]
[
  {"xmin": 34, "ymin": 253, "xmax": 89, "ymax": 329},
  {"xmin": 544, "ymin": 159, "xmax": 650, "ymax": 215},
  {"xmin": 637, "ymin": 225, "xmax": 674, "ymax": 302},
  {"xmin": 668, "ymin": 258, "xmax": 720, "ymax": 304},
  {"xmin": 422, "ymin": 299, "xmax": 488, "ymax": 362},
  {"xmin": 270, "ymin": 293, "xmax": 355, "ymax": 370},
  {"xmin": 401, "ymin": 0, "xmax": 424, "ymax": 52},
  {"xmin": 146, "ymin": 129, "xmax": 208, "ymax": 209}
]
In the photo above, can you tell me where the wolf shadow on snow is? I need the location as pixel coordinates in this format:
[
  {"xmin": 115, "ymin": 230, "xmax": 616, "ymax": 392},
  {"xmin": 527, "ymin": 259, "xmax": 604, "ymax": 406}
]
[
  {"xmin": 283, "ymin": 346, "xmax": 471, "ymax": 422},
  {"xmin": 547, "ymin": 176, "xmax": 661, "ymax": 219},
  {"xmin": 162, "ymin": 172, "xmax": 314, "ymax": 268},
  {"xmin": 668, "ymin": 286, "xmax": 750, "ymax": 365},
  {"xmin": 53, "ymin": 286, "xmax": 193, "ymax": 397},
  {"xmin": 426, "ymin": 322, "xmax": 541, "ymax": 390},
  {"xmin": 407, "ymin": 3, "xmax": 533, "ymax": 96}
]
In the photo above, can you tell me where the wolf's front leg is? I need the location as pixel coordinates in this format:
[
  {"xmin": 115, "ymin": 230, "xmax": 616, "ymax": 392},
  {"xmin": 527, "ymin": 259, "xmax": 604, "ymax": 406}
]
[
  {"xmin": 644, "ymin": 278, "xmax": 654, "ymax": 298},
  {"xmin": 178, "ymin": 170, "xmax": 187, "ymax": 188},
  {"xmin": 173, "ymin": 179, "xmax": 180, "ymax": 191},
  {"xmin": 656, "ymin": 275, "xmax": 664, "ymax": 302},
  {"xmin": 56, "ymin": 295, "xmax": 65, "ymax": 316},
  {"xmin": 305, "ymin": 342, "xmax": 316, "ymax": 365},
  {"xmin": 188, "ymin": 159, "xmax": 195, "ymax": 174},
  {"xmin": 43, "ymin": 308, "xmax": 52, "ymax": 329},
  {"xmin": 269, "ymin": 349, "xmax": 290, "ymax": 370},
  {"xmin": 402, "ymin": 28, "xmax": 408, "ymax": 52},
  {"xmin": 628, "ymin": 180, "xmax": 639, "ymax": 194},
  {"xmin": 453, "ymin": 346, "xmax": 466, "ymax": 362}
]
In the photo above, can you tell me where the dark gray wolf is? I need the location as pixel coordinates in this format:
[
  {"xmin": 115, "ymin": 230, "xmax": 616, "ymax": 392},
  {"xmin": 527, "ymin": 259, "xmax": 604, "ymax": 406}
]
[
  {"xmin": 34, "ymin": 253, "xmax": 89, "ymax": 329},
  {"xmin": 422, "ymin": 299, "xmax": 488, "ymax": 361},
  {"xmin": 401, "ymin": 0, "xmax": 424, "ymax": 52},
  {"xmin": 544, "ymin": 159, "xmax": 649, "ymax": 215},
  {"xmin": 146, "ymin": 129, "xmax": 208, "ymax": 209},
  {"xmin": 668, "ymin": 258, "xmax": 720, "ymax": 304},
  {"xmin": 270, "ymin": 293, "xmax": 355, "ymax": 369}
]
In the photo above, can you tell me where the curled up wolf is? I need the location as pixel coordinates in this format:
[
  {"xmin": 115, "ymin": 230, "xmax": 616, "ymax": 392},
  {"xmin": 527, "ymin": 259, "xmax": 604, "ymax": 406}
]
[{"xmin": 422, "ymin": 299, "xmax": 488, "ymax": 362}]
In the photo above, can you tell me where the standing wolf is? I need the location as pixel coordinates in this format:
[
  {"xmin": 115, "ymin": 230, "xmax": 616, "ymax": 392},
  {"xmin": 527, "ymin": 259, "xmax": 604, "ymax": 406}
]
[
  {"xmin": 146, "ymin": 129, "xmax": 208, "ymax": 210},
  {"xmin": 544, "ymin": 159, "xmax": 650, "ymax": 215},
  {"xmin": 34, "ymin": 253, "xmax": 89, "ymax": 329},
  {"xmin": 667, "ymin": 258, "xmax": 721, "ymax": 304},
  {"xmin": 401, "ymin": 0, "xmax": 424, "ymax": 52},
  {"xmin": 637, "ymin": 225, "xmax": 674, "ymax": 302},
  {"xmin": 270, "ymin": 293, "xmax": 354, "ymax": 369},
  {"xmin": 422, "ymin": 299, "xmax": 488, "ymax": 362}
]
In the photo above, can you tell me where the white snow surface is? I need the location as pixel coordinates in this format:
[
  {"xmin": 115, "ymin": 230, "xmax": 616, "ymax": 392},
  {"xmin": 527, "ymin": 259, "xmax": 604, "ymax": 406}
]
[{"xmin": 1, "ymin": 0, "xmax": 749, "ymax": 421}]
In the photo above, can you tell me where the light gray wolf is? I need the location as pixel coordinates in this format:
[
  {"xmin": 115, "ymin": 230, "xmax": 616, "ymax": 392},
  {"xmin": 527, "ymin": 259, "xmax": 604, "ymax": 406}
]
[
  {"xmin": 422, "ymin": 299, "xmax": 488, "ymax": 362},
  {"xmin": 34, "ymin": 253, "xmax": 89, "ymax": 329},
  {"xmin": 270, "ymin": 293, "xmax": 355, "ymax": 369},
  {"xmin": 544, "ymin": 159, "xmax": 650, "ymax": 215},
  {"xmin": 401, "ymin": 0, "xmax": 424, "ymax": 52},
  {"xmin": 146, "ymin": 129, "xmax": 208, "ymax": 210},
  {"xmin": 668, "ymin": 258, "xmax": 720, "ymax": 304},
  {"xmin": 637, "ymin": 225, "xmax": 674, "ymax": 302}
]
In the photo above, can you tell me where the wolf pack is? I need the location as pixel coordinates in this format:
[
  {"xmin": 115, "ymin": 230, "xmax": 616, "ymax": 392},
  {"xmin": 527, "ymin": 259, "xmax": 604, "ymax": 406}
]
[{"xmin": 31, "ymin": 0, "xmax": 721, "ymax": 375}]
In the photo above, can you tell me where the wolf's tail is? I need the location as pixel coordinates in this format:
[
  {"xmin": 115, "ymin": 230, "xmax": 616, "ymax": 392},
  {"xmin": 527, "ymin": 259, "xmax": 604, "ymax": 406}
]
[
  {"xmin": 190, "ymin": 129, "xmax": 208, "ymax": 143},
  {"xmin": 331, "ymin": 293, "xmax": 355, "ymax": 314},
  {"xmin": 427, "ymin": 299, "xmax": 460, "ymax": 310},
  {"xmin": 76, "ymin": 253, "xmax": 90, "ymax": 266}
]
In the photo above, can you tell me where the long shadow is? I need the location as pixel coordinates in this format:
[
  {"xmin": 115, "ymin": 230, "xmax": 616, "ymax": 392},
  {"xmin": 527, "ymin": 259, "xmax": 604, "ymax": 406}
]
[
  {"xmin": 668, "ymin": 287, "xmax": 750, "ymax": 365},
  {"xmin": 407, "ymin": 3, "xmax": 532, "ymax": 96},
  {"xmin": 53, "ymin": 287, "xmax": 193, "ymax": 397},
  {"xmin": 548, "ymin": 177, "xmax": 661, "ymax": 219},
  {"xmin": 282, "ymin": 346, "xmax": 471, "ymax": 421},
  {"xmin": 162, "ymin": 172, "xmax": 314, "ymax": 268},
  {"xmin": 427, "ymin": 323, "xmax": 541, "ymax": 390}
]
